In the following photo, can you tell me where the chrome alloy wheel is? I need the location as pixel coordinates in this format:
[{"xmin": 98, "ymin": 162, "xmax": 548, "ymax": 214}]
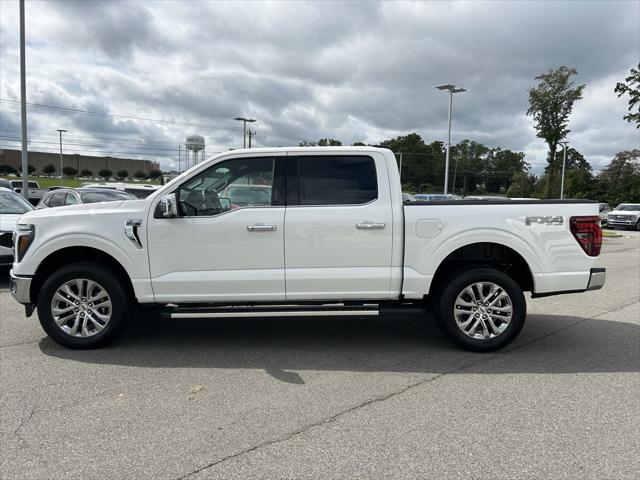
[
  {"xmin": 50, "ymin": 279, "xmax": 112, "ymax": 337},
  {"xmin": 453, "ymin": 282, "xmax": 513, "ymax": 340}
]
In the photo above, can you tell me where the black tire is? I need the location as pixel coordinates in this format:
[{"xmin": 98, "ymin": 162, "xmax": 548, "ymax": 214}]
[
  {"xmin": 37, "ymin": 262, "xmax": 131, "ymax": 348},
  {"xmin": 435, "ymin": 268, "xmax": 526, "ymax": 352},
  {"xmin": 636, "ymin": 220, "xmax": 640, "ymax": 231}
]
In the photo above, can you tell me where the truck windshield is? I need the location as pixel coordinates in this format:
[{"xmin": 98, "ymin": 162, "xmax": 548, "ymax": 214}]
[
  {"xmin": 616, "ymin": 204, "xmax": 640, "ymax": 211},
  {"xmin": 0, "ymin": 191, "xmax": 34, "ymax": 214}
]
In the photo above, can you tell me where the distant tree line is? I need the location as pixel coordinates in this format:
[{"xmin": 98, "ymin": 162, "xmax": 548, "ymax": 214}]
[{"xmin": 0, "ymin": 162, "xmax": 163, "ymax": 182}]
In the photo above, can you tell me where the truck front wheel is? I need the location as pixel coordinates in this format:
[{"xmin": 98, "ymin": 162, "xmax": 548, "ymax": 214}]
[
  {"xmin": 436, "ymin": 268, "xmax": 526, "ymax": 352},
  {"xmin": 37, "ymin": 262, "xmax": 131, "ymax": 348}
]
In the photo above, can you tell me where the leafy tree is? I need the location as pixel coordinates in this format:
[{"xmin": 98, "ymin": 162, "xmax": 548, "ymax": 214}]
[
  {"xmin": 134, "ymin": 171, "xmax": 147, "ymax": 179},
  {"xmin": 449, "ymin": 140, "xmax": 490, "ymax": 195},
  {"xmin": 148, "ymin": 168, "xmax": 162, "ymax": 180},
  {"xmin": 0, "ymin": 164, "xmax": 17, "ymax": 175},
  {"xmin": 98, "ymin": 169, "xmax": 112, "ymax": 179},
  {"xmin": 318, "ymin": 138, "xmax": 342, "ymax": 146},
  {"xmin": 80, "ymin": 169, "xmax": 93, "ymax": 177},
  {"xmin": 62, "ymin": 166, "xmax": 78, "ymax": 177},
  {"xmin": 506, "ymin": 172, "xmax": 537, "ymax": 198},
  {"xmin": 483, "ymin": 148, "xmax": 528, "ymax": 194},
  {"xmin": 527, "ymin": 66, "xmax": 586, "ymax": 197},
  {"xmin": 42, "ymin": 164, "xmax": 56, "ymax": 175},
  {"xmin": 597, "ymin": 150, "xmax": 640, "ymax": 205},
  {"xmin": 615, "ymin": 63, "xmax": 640, "ymax": 128},
  {"xmin": 116, "ymin": 170, "xmax": 128, "ymax": 180},
  {"xmin": 378, "ymin": 133, "xmax": 443, "ymax": 192},
  {"xmin": 299, "ymin": 138, "xmax": 343, "ymax": 147},
  {"xmin": 19, "ymin": 164, "xmax": 36, "ymax": 174}
]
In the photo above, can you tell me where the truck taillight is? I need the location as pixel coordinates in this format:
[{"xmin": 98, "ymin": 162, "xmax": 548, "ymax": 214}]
[{"xmin": 570, "ymin": 216, "xmax": 602, "ymax": 257}]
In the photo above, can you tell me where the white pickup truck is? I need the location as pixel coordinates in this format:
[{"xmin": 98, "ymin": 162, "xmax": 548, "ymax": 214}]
[{"xmin": 9, "ymin": 147, "xmax": 605, "ymax": 351}]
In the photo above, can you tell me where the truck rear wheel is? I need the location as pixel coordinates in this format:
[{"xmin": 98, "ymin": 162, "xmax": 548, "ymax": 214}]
[
  {"xmin": 37, "ymin": 262, "xmax": 131, "ymax": 348},
  {"xmin": 435, "ymin": 268, "xmax": 526, "ymax": 352}
]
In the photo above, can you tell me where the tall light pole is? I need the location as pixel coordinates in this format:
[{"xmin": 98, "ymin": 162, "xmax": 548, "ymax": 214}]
[
  {"xmin": 436, "ymin": 84, "xmax": 466, "ymax": 194},
  {"xmin": 559, "ymin": 141, "xmax": 569, "ymax": 199},
  {"xmin": 19, "ymin": 0, "xmax": 28, "ymax": 198},
  {"xmin": 233, "ymin": 117, "xmax": 256, "ymax": 149},
  {"xmin": 57, "ymin": 129, "xmax": 67, "ymax": 186}
]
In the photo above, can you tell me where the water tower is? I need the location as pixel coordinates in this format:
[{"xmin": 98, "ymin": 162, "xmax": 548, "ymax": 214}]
[{"xmin": 185, "ymin": 135, "xmax": 205, "ymax": 169}]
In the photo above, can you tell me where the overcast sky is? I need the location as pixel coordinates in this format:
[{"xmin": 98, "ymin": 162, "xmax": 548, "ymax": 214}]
[{"xmin": 0, "ymin": 0, "xmax": 638, "ymax": 172}]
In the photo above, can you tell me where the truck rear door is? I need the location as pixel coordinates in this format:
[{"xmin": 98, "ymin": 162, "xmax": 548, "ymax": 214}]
[{"xmin": 284, "ymin": 153, "xmax": 394, "ymax": 300}]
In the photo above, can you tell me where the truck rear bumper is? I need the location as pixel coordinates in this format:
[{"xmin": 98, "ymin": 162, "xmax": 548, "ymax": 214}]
[
  {"xmin": 586, "ymin": 267, "xmax": 606, "ymax": 291},
  {"xmin": 531, "ymin": 267, "xmax": 605, "ymax": 298}
]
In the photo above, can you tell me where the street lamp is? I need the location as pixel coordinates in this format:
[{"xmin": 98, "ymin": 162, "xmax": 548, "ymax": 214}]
[
  {"xmin": 559, "ymin": 141, "xmax": 569, "ymax": 199},
  {"xmin": 57, "ymin": 129, "xmax": 67, "ymax": 186},
  {"xmin": 233, "ymin": 117, "xmax": 256, "ymax": 149},
  {"xmin": 436, "ymin": 84, "xmax": 466, "ymax": 194},
  {"xmin": 19, "ymin": 0, "xmax": 28, "ymax": 199}
]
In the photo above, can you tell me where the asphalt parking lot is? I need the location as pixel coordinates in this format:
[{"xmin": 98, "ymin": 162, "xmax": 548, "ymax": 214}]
[{"xmin": 1, "ymin": 231, "xmax": 638, "ymax": 480}]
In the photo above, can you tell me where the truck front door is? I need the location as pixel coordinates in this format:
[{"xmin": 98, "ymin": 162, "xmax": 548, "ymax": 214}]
[{"xmin": 147, "ymin": 154, "xmax": 286, "ymax": 302}]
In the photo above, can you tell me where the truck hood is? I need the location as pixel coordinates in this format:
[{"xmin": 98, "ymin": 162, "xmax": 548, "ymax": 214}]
[
  {"xmin": 19, "ymin": 200, "xmax": 147, "ymax": 222},
  {"xmin": 609, "ymin": 209, "xmax": 640, "ymax": 216}
]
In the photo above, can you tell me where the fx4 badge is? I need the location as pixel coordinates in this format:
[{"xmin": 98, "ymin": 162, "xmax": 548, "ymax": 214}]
[{"xmin": 526, "ymin": 216, "xmax": 564, "ymax": 226}]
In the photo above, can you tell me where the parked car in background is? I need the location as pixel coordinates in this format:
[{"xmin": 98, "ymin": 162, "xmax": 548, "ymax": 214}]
[
  {"xmin": 0, "ymin": 187, "xmax": 34, "ymax": 265},
  {"xmin": 464, "ymin": 195, "xmax": 509, "ymax": 201},
  {"xmin": 599, "ymin": 203, "xmax": 611, "ymax": 225},
  {"xmin": 36, "ymin": 188, "xmax": 136, "ymax": 209},
  {"xmin": 219, "ymin": 184, "xmax": 272, "ymax": 209},
  {"xmin": 402, "ymin": 193, "xmax": 416, "ymax": 202},
  {"xmin": 607, "ymin": 203, "xmax": 640, "ymax": 230},
  {"xmin": 0, "ymin": 178, "xmax": 14, "ymax": 190},
  {"xmin": 414, "ymin": 193, "xmax": 462, "ymax": 201},
  {"xmin": 80, "ymin": 182, "xmax": 161, "ymax": 199},
  {"xmin": 10, "ymin": 180, "xmax": 48, "ymax": 205}
]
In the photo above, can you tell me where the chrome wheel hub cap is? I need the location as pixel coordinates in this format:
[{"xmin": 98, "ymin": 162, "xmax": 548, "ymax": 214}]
[
  {"xmin": 453, "ymin": 281, "xmax": 513, "ymax": 340},
  {"xmin": 50, "ymin": 279, "xmax": 112, "ymax": 337}
]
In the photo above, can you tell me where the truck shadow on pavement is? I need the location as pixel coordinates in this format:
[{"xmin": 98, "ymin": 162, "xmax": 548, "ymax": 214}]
[{"xmin": 38, "ymin": 312, "xmax": 639, "ymax": 383}]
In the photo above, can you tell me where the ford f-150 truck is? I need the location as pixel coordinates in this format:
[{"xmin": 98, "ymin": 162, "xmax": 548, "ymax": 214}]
[{"xmin": 9, "ymin": 147, "xmax": 605, "ymax": 351}]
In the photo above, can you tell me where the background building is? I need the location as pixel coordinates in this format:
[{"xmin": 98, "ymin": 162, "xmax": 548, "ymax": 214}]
[{"xmin": 0, "ymin": 149, "xmax": 160, "ymax": 176}]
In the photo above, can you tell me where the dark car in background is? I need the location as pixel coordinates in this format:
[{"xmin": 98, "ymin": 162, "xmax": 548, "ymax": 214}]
[{"xmin": 36, "ymin": 188, "xmax": 136, "ymax": 209}]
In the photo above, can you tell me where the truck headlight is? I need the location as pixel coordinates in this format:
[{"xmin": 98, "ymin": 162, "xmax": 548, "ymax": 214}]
[{"xmin": 15, "ymin": 224, "xmax": 35, "ymax": 262}]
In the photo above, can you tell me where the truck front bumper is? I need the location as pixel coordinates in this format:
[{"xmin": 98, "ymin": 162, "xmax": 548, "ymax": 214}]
[{"xmin": 10, "ymin": 270, "xmax": 32, "ymax": 304}]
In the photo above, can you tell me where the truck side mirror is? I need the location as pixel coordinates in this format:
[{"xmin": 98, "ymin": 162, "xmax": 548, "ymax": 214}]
[{"xmin": 158, "ymin": 193, "xmax": 178, "ymax": 218}]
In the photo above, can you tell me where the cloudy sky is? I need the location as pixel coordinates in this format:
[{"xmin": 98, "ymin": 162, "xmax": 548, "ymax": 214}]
[{"xmin": 0, "ymin": 0, "xmax": 638, "ymax": 172}]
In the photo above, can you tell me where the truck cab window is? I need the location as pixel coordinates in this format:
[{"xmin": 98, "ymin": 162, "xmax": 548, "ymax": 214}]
[
  {"xmin": 297, "ymin": 156, "xmax": 377, "ymax": 205},
  {"xmin": 177, "ymin": 157, "xmax": 275, "ymax": 216}
]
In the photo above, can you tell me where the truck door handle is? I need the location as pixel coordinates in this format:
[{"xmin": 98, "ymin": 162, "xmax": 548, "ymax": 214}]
[
  {"xmin": 356, "ymin": 222, "xmax": 386, "ymax": 230},
  {"xmin": 247, "ymin": 224, "xmax": 277, "ymax": 232}
]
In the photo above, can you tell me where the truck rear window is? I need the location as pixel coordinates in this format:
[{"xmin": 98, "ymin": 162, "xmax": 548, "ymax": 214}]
[{"xmin": 298, "ymin": 156, "xmax": 377, "ymax": 205}]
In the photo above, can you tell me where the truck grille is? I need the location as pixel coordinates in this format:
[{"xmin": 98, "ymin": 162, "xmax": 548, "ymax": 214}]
[
  {"xmin": 0, "ymin": 232, "xmax": 12, "ymax": 248},
  {"xmin": 610, "ymin": 215, "xmax": 633, "ymax": 221}
]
